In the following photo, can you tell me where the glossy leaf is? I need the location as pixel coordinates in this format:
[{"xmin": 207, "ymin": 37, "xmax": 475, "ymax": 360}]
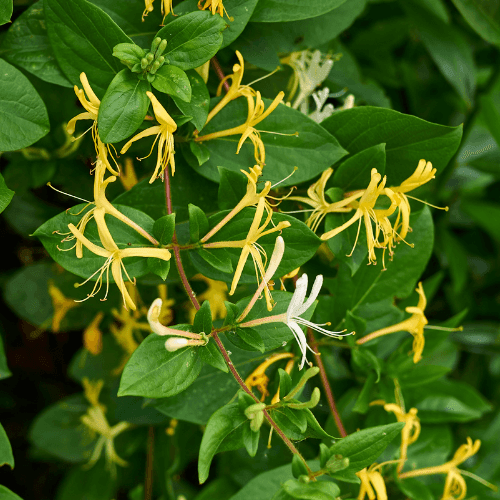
[
  {"xmin": 0, "ymin": 423, "xmax": 14, "ymax": 468},
  {"xmin": 153, "ymin": 65, "xmax": 192, "ymax": 102},
  {"xmin": 0, "ymin": 173, "xmax": 14, "ymax": 214},
  {"xmin": 251, "ymin": 0, "xmax": 347, "ymax": 22}
]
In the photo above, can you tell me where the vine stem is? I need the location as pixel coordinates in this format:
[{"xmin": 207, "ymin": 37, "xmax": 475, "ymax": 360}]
[
  {"xmin": 307, "ymin": 328, "xmax": 347, "ymax": 438},
  {"xmin": 212, "ymin": 332, "xmax": 313, "ymax": 477},
  {"xmin": 144, "ymin": 426, "xmax": 155, "ymax": 500},
  {"xmin": 210, "ymin": 56, "xmax": 230, "ymax": 92}
]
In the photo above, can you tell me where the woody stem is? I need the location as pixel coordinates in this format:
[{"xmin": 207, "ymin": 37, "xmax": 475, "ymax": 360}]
[
  {"xmin": 307, "ymin": 328, "xmax": 347, "ymax": 437},
  {"xmin": 211, "ymin": 56, "xmax": 230, "ymax": 93}
]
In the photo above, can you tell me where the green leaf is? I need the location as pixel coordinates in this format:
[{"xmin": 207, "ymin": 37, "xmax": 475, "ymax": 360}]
[
  {"xmin": 450, "ymin": 0, "xmax": 500, "ymax": 45},
  {"xmin": 112, "ymin": 42, "xmax": 144, "ymax": 69},
  {"xmin": 396, "ymin": 478, "xmax": 433, "ymax": 500},
  {"xmin": 198, "ymin": 400, "xmax": 248, "ymax": 483},
  {"xmin": 194, "ymin": 97, "xmax": 348, "ymax": 187},
  {"xmin": 199, "ymin": 340, "xmax": 228, "ymax": 373},
  {"xmin": 0, "ymin": 333, "xmax": 11, "ymax": 380},
  {"xmin": 352, "ymin": 372, "xmax": 376, "ymax": 414},
  {"xmin": 0, "ymin": 423, "xmax": 14, "ymax": 468},
  {"xmin": 188, "ymin": 203, "xmax": 209, "ymax": 242},
  {"xmin": 153, "ymin": 213, "xmax": 176, "ymax": 245},
  {"xmin": 194, "ymin": 300, "xmax": 213, "ymax": 334},
  {"xmin": 328, "ymin": 423, "xmax": 404, "ymax": 474},
  {"xmin": 155, "ymin": 11, "xmax": 226, "ymax": 70},
  {"xmin": 0, "ymin": 59, "xmax": 50, "ymax": 151},
  {"xmin": 0, "ymin": 173, "xmax": 14, "ymax": 214},
  {"xmin": 226, "ymin": 327, "xmax": 265, "ymax": 353},
  {"xmin": 193, "ymin": 247, "xmax": 233, "ymax": 274},
  {"xmin": 152, "ymin": 65, "xmax": 192, "ymax": 102},
  {"xmin": 242, "ymin": 423, "xmax": 259, "ymax": 457},
  {"xmin": 2, "ymin": 1, "xmax": 72, "ymax": 86},
  {"xmin": 291, "ymin": 455, "xmax": 309, "ymax": 479},
  {"xmin": 332, "ymin": 143, "xmax": 386, "ymax": 190},
  {"xmin": 147, "ymin": 257, "xmax": 170, "ymax": 280},
  {"xmin": 44, "ymin": 0, "xmax": 131, "ymax": 96},
  {"xmin": 397, "ymin": 365, "xmax": 451, "ymax": 388},
  {"xmin": 406, "ymin": 3, "xmax": 476, "ymax": 106},
  {"xmin": 97, "ymin": 69, "xmax": 150, "ymax": 143},
  {"xmin": 172, "ymin": 70, "xmax": 210, "ymax": 131},
  {"xmin": 0, "ymin": 486, "xmax": 23, "ymax": 500},
  {"xmin": 190, "ymin": 141, "xmax": 211, "ymax": 166},
  {"xmin": 56, "ymin": 463, "xmax": 117, "ymax": 500},
  {"xmin": 278, "ymin": 369, "xmax": 293, "ymax": 399},
  {"xmin": 251, "ymin": 0, "xmax": 347, "ymax": 22},
  {"xmin": 321, "ymin": 107, "xmax": 463, "ymax": 185},
  {"xmin": 217, "ymin": 166, "xmax": 247, "ymax": 210},
  {"xmin": 118, "ymin": 331, "xmax": 202, "ymax": 398},
  {"xmin": 0, "ymin": 0, "xmax": 12, "ymax": 25},
  {"xmin": 461, "ymin": 200, "xmax": 500, "ymax": 242},
  {"xmin": 282, "ymin": 480, "xmax": 340, "ymax": 500},
  {"xmin": 33, "ymin": 204, "xmax": 156, "ymax": 283}
]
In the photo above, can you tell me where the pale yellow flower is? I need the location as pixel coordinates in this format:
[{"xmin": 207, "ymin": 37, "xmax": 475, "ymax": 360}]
[
  {"xmin": 121, "ymin": 91, "xmax": 177, "ymax": 182},
  {"xmin": 83, "ymin": 312, "xmax": 104, "ymax": 355},
  {"xmin": 142, "ymin": 0, "xmax": 174, "ymax": 21},
  {"xmin": 356, "ymin": 464, "xmax": 388, "ymax": 500},
  {"xmin": 197, "ymin": 0, "xmax": 231, "ymax": 19},
  {"xmin": 47, "ymin": 280, "xmax": 79, "ymax": 333},
  {"xmin": 187, "ymin": 275, "xmax": 228, "ymax": 323}
]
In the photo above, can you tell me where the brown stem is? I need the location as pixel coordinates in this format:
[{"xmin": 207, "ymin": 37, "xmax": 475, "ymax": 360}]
[
  {"xmin": 144, "ymin": 426, "xmax": 155, "ymax": 500},
  {"xmin": 212, "ymin": 332, "xmax": 313, "ymax": 477},
  {"xmin": 307, "ymin": 329, "xmax": 347, "ymax": 438},
  {"xmin": 210, "ymin": 57, "xmax": 230, "ymax": 93}
]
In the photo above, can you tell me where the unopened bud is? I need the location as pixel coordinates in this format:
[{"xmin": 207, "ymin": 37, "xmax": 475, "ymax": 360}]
[
  {"xmin": 326, "ymin": 454, "xmax": 349, "ymax": 473},
  {"xmin": 250, "ymin": 410, "xmax": 264, "ymax": 432},
  {"xmin": 244, "ymin": 402, "xmax": 266, "ymax": 420},
  {"xmin": 141, "ymin": 57, "xmax": 149, "ymax": 69},
  {"xmin": 149, "ymin": 60, "xmax": 161, "ymax": 75},
  {"xmin": 156, "ymin": 39, "xmax": 168, "ymax": 57},
  {"xmin": 156, "ymin": 55, "xmax": 165, "ymax": 66},
  {"xmin": 150, "ymin": 37, "xmax": 162, "ymax": 53},
  {"xmin": 165, "ymin": 337, "xmax": 188, "ymax": 352},
  {"xmin": 146, "ymin": 53, "xmax": 154, "ymax": 63}
]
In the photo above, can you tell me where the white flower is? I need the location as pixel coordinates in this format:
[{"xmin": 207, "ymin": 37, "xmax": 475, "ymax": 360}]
[{"xmin": 286, "ymin": 274, "xmax": 352, "ymax": 369}]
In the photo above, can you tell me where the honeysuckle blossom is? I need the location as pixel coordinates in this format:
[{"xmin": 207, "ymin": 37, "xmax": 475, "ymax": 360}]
[
  {"xmin": 357, "ymin": 282, "xmax": 427, "ymax": 363},
  {"xmin": 195, "ymin": 90, "xmax": 285, "ymax": 166},
  {"xmin": 47, "ymin": 280, "xmax": 79, "ymax": 332},
  {"xmin": 400, "ymin": 437, "xmax": 481, "ymax": 500},
  {"xmin": 356, "ymin": 464, "xmax": 388, "ymax": 500},
  {"xmin": 142, "ymin": 0, "xmax": 173, "ymax": 22},
  {"xmin": 81, "ymin": 378, "xmax": 132, "ymax": 474},
  {"xmin": 307, "ymin": 87, "xmax": 334, "ymax": 123},
  {"xmin": 83, "ymin": 312, "xmax": 104, "ymax": 355},
  {"xmin": 67, "ymin": 219, "xmax": 171, "ymax": 310},
  {"xmin": 205, "ymin": 198, "xmax": 291, "ymax": 308},
  {"xmin": 121, "ymin": 91, "xmax": 177, "ymax": 182},
  {"xmin": 198, "ymin": 0, "xmax": 231, "ymax": 19},
  {"xmin": 286, "ymin": 273, "xmax": 352, "ymax": 369}
]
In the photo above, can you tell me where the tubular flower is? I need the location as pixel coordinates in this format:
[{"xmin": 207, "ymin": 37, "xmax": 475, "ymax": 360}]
[
  {"xmin": 356, "ymin": 464, "xmax": 388, "ymax": 500},
  {"xmin": 83, "ymin": 312, "xmax": 104, "ymax": 355},
  {"xmin": 195, "ymin": 90, "xmax": 285, "ymax": 166},
  {"xmin": 119, "ymin": 158, "xmax": 139, "ymax": 191},
  {"xmin": 81, "ymin": 378, "xmax": 132, "ymax": 474},
  {"xmin": 357, "ymin": 282, "xmax": 427, "ymax": 363},
  {"xmin": 47, "ymin": 280, "xmax": 79, "ymax": 332},
  {"xmin": 142, "ymin": 0, "xmax": 174, "ymax": 21},
  {"xmin": 400, "ymin": 438, "xmax": 481, "ymax": 500},
  {"xmin": 67, "ymin": 218, "xmax": 171, "ymax": 311},
  {"xmin": 286, "ymin": 274, "xmax": 353, "ymax": 369},
  {"xmin": 197, "ymin": 0, "xmax": 231, "ymax": 19},
  {"xmin": 321, "ymin": 168, "xmax": 395, "ymax": 265},
  {"xmin": 372, "ymin": 400, "xmax": 421, "ymax": 473},
  {"xmin": 204, "ymin": 197, "xmax": 291, "ymax": 308},
  {"xmin": 67, "ymin": 73, "xmax": 119, "ymax": 176},
  {"xmin": 245, "ymin": 352, "xmax": 295, "ymax": 401},
  {"xmin": 204, "ymin": 50, "xmax": 256, "ymax": 125},
  {"xmin": 121, "ymin": 91, "xmax": 177, "ymax": 182}
]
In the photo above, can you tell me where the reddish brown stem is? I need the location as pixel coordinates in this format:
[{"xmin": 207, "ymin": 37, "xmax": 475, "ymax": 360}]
[
  {"xmin": 210, "ymin": 57, "xmax": 230, "ymax": 92},
  {"xmin": 307, "ymin": 328, "xmax": 347, "ymax": 438},
  {"xmin": 144, "ymin": 426, "xmax": 155, "ymax": 500}
]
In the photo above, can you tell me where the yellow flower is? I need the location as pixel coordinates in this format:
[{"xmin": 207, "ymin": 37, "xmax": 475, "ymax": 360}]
[
  {"xmin": 142, "ymin": 0, "xmax": 174, "ymax": 22},
  {"xmin": 121, "ymin": 91, "xmax": 177, "ymax": 183},
  {"xmin": 371, "ymin": 400, "xmax": 420, "ymax": 473},
  {"xmin": 204, "ymin": 51, "xmax": 256, "ymax": 125},
  {"xmin": 81, "ymin": 378, "xmax": 132, "ymax": 474},
  {"xmin": 245, "ymin": 352, "xmax": 294, "ymax": 401},
  {"xmin": 356, "ymin": 464, "xmax": 388, "ymax": 500},
  {"xmin": 83, "ymin": 312, "xmax": 104, "ymax": 355},
  {"xmin": 67, "ymin": 217, "xmax": 171, "ymax": 311},
  {"xmin": 47, "ymin": 280, "xmax": 79, "ymax": 332},
  {"xmin": 67, "ymin": 73, "xmax": 119, "ymax": 176},
  {"xmin": 197, "ymin": 0, "xmax": 231, "ymax": 19},
  {"xmin": 321, "ymin": 168, "xmax": 395, "ymax": 265},
  {"xmin": 195, "ymin": 90, "xmax": 285, "ymax": 166},
  {"xmin": 187, "ymin": 275, "xmax": 228, "ymax": 323},
  {"xmin": 119, "ymin": 158, "xmax": 139, "ymax": 191},
  {"xmin": 357, "ymin": 282, "xmax": 427, "ymax": 363},
  {"xmin": 205, "ymin": 198, "xmax": 290, "ymax": 308},
  {"xmin": 400, "ymin": 437, "xmax": 481, "ymax": 500}
]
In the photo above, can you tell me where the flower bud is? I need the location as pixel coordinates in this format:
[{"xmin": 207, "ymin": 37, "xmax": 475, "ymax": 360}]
[
  {"xmin": 149, "ymin": 60, "xmax": 161, "ymax": 75},
  {"xmin": 141, "ymin": 58, "xmax": 149, "ymax": 69},
  {"xmin": 165, "ymin": 337, "xmax": 188, "ymax": 352},
  {"xmin": 150, "ymin": 37, "xmax": 162, "ymax": 53},
  {"xmin": 250, "ymin": 410, "xmax": 264, "ymax": 432},
  {"xmin": 156, "ymin": 39, "xmax": 168, "ymax": 57},
  {"xmin": 244, "ymin": 402, "xmax": 266, "ymax": 420},
  {"xmin": 146, "ymin": 53, "xmax": 154, "ymax": 63}
]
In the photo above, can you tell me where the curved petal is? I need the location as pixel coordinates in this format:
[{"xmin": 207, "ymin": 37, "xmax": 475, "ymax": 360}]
[{"xmin": 296, "ymin": 274, "xmax": 323, "ymax": 316}]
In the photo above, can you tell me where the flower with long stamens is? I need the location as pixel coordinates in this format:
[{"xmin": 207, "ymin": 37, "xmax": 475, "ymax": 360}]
[
  {"xmin": 286, "ymin": 274, "xmax": 353, "ymax": 369},
  {"xmin": 320, "ymin": 168, "xmax": 396, "ymax": 265},
  {"xmin": 197, "ymin": 0, "xmax": 232, "ymax": 19},
  {"xmin": 142, "ymin": 0, "xmax": 174, "ymax": 21},
  {"xmin": 81, "ymin": 378, "xmax": 132, "ymax": 475},
  {"xmin": 205, "ymin": 198, "xmax": 291, "ymax": 308},
  {"xmin": 121, "ymin": 91, "xmax": 177, "ymax": 182},
  {"xmin": 371, "ymin": 400, "xmax": 420, "ymax": 474},
  {"xmin": 66, "ymin": 220, "xmax": 171, "ymax": 311},
  {"xmin": 195, "ymin": 90, "xmax": 285, "ymax": 166},
  {"xmin": 356, "ymin": 464, "xmax": 388, "ymax": 500},
  {"xmin": 357, "ymin": 282, "xmax": 427, "ymax": 363},
  {"xmin": 400, "ymin": 437, "xmax": 481, "ymax": 500}
]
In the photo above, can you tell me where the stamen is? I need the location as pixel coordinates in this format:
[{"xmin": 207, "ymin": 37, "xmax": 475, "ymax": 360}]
[
  {"xmin": 47, "ymin": 183, "xmax": 91, "ymax": 204},
  {"xmin": 271, "ymin": 167, "xmax": 298, "ymax": 189},
  {"xmin": 406, "ymin": 195, "xmax": 449, "ymax": 211}
]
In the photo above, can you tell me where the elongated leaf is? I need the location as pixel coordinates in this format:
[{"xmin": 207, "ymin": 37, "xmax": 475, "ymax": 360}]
[
  {"xmin": 0, "ymin": 173, "xmax": 14, "ymax": 214},
  {"xmin": 0, "ymin": 59, "xmax": 50, "ymax": 151},
  {"xmin": 153, "ymin": 65, "xmax": 191, "ymax": 102},
  {"xmin": 251, "ymin": 0, "xmax": 347, "ymax": 22},
  {"xmin": 2, "ymin": 1, "xmax": 71, "ymax": 86},
  {"xmin": 0, "ymin": 486, "xmax": 23, "ymax": 500},
  {"xmin": 0, "ymin": 423, "xmax": 14, "ymax": 468},
  {"xmin": 0, "ymin": 0, "xmax": 12, "ymax": 25},
  {"xmin": 155, "ymin": 11, "xmax": 226, "ymax": 70},
  {"xmin": 194, "ymin": 97, "xmax": 347, "ymax": 186},
  {"xmin": 118, "ymin": 332, "xmax": 203, "ymax": 398},
  {"xmin": 172, "ymin": 70, "xmax": 210, "ymax": 130},
  {"xmin": 451, "ymin": 0, "xmax": 500, "ymax": 45},
  {"xmin": 44, "ymin": 0, "xmax": 131, "ymax": 96},
  {"xmin": 98, "ymin": 69, "xmax": 151, "ymax": 143},
  {"xmin": 321, "ymin": 107, "xmax": 462, "ymax": 185}
]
